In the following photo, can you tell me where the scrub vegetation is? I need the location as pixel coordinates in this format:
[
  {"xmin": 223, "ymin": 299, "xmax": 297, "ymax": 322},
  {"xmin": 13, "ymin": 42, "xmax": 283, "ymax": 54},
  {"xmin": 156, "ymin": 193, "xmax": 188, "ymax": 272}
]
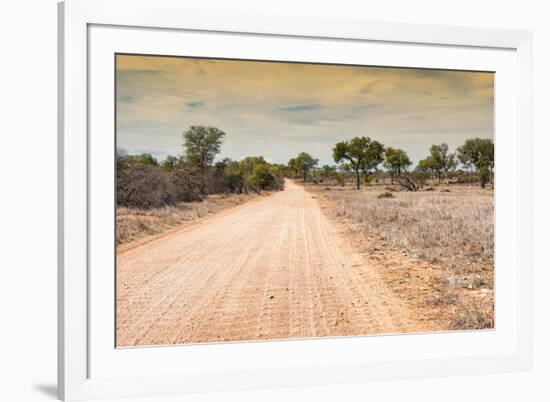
[{"xmin": 117, "ymin": 126, "xmax": 286, "ymax": 210}]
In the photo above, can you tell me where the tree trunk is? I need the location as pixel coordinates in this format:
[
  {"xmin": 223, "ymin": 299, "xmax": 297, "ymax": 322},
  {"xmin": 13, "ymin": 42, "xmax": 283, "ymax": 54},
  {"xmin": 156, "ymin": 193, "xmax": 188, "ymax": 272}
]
[
  {"xmin": 355, "ymin": 169, "xmax": 361, "ymax": 190},
  {"xmin": 303, "ymin": 170, "xmax": 307, "ymax": 182},
  {"xmin": 480, "ymin": 172, "xmax": 488, "ymax": 188}
]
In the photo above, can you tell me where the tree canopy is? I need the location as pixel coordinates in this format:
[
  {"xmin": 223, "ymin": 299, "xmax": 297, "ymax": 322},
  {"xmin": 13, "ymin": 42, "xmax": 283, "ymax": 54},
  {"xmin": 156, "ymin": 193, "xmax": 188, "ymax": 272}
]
[
  {"xmin": 415, "ymin": 143, "xmax": 457, "ymax": 182},
  {"xmin": 383, "ymin": 147, "xmax": 412, "ymax": 182},
  {"xmin": 457, "ymin": 138, "xmax": 494, "ymax": 188},
  {"xmin": 333, "ymin": 136, "xmax": 384, "ymax": 189},
  {"xmin": 239, "ymin": 156, "xmax": 268, "ymax": 177},
  {"xmin": 294, "ymin": 152, "xmax": 318, "ymax": 182},
  {"xmin": 247, "ymin": 164, "xmax": 278, "ymax": 191},
  {"xmin": 428, "ymin": 143, "xmax": 457, "ymax": 181},
  {"xmin": 183, "ymin": 126, "xmax": 226, "ymax": 170}
]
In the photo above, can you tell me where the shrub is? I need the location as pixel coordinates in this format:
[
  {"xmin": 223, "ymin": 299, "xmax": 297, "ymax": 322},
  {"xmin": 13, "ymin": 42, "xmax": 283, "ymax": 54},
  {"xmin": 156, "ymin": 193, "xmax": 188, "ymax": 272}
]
[
  {"xmin": 223, "ymin": 161, "xmax": 246, "ymax": 194},
  {"xmin": 204, "ymin": 168, "xmax": 229, "ymax": 194},
  {"xmin": 247, "ymin": 164, "xmax": 279, "ymax": 191},
  {"xmin": 224, "ymin": 173, "xmax": 245, "ymax": 194},
  {"xmin": 117, "ymin": 165, "xmax": 176, "ymax": 208},
  {"xmin": 377, "ymin": 191, "xmax": 394, "ymax": 199},
  {"xmin": 205, "ymin": 162, "xmax": 249, "ymax": 195},
  {"xmin": 116, "ymin": 150, "xmax": 284, "ymax": 209},
  {"xmin": 169, "ymin": 166, "xmax": 204, "ymax": 202}
]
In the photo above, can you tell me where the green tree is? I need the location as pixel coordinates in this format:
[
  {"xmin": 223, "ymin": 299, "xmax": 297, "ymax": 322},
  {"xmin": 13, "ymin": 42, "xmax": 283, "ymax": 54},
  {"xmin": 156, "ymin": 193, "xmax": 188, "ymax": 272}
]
[
  {"xmin": 457, "ymin": 138, "xmax": 494, "ymax": 188},
  {"xmin": 123, "ymin": 153, "xmax": 159, "ymax": 167},
  {"xmin": 443, "ymin": 152, "xmax": 458, "ymax": 180},
  {"xmin": 182, "ymin": 126, "xmax": 226, "ymax": 170},
  {"xmin": 338, "ymin": 162, "xmax": 352, "ymax": 172},
  {"xmin": 247, "ymin": 164, "xmax": 277, "ymax": 191},
  {"xmin": 295, "ymin": 152, "xmax": 318, "ymax": 182},
  {"xmin": 425, "ymin": 144, "xmax": 444, "ymax": 182},
  {"xmin": 224, "ymin": 160, "xmax": 246, "ymax": 193},
  {"xmin": 117, "ymin": 150, "xmax": 159, "ymax": 179},
  {"xmin": 287, "ymin": 158, "xmax": 299, "ymax": 178},
  {"xmin": 320, "ymin": 165, "xmax": 337, "ymax": 182},
  {"xmin": 161, "ymin": 155, "xmax": 180, "ymax": 171},
  {"xmin": 429, "ymin": 143, "xmax": 458, "ymax": 182},
  {"xmin": 361, "ymin": 140, "xmax": 385, "ymax": 184},
  {"xmin": 239, "ymin": 156, "xmax": 267, "ymax": 178},
  {"xmin": 333, "ymin": 136, "xmax": 384, "ymax": 190},
  {"xmin": 269, "ymin": 163, "xmax": 288, "ymax": 179},
  {"xmin": 416, "ymin": 158, "xmax": 433, "ymax": 176},
  {"xmin": 383, "ymin": 147, "xmax": 412, "ymax": 183}
]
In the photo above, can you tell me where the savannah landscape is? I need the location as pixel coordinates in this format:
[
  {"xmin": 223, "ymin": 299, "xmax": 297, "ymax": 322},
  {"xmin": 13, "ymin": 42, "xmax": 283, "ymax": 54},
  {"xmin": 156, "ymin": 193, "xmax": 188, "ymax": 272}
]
[{"xmin": 116, "ymin": 55, "xmax": 494, "ymax": 347}]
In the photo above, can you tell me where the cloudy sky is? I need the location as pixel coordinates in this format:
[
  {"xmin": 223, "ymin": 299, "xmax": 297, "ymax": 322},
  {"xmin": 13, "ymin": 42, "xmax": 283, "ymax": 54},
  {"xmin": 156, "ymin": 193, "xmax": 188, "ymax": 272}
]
[{"xmin": 116, "ymin": 54, "xmax": 494, "ymax": 166}]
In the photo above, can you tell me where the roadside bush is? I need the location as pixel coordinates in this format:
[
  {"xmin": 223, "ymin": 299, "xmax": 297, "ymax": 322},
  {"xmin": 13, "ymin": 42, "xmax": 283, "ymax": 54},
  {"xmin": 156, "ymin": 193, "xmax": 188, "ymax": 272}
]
[
  {"xmin": 247, "ymin": 164, "xmax": 280, "ymax": 192},
  {"xmin": 116, "ymin": 149, "xmax": 284, "ymax": 209},
  {"xmin": 223, "ymin": 161, "xmax": 246, "ymax": 194},
  {"xmin": 170, "ymin": 166, "xmax": 204, "ymax": 202},
  {"xmin": 224, "ymin": 172, "xmax": 245, "ymax": 194},
  {"xmin": 204, "ymin": 168, "xmax": 229, "ymax": 194},
  {"xmin": 117, "ymin": 165, "xmax": 176, "ymax": 208},
  {"xmin": 377, "ymin": 191, "xmax": 394, "ymax": 199},
  {"xmin": 205, "ymin": 163, "xmax": 249, "ymax": 195},
  {"xmin": 205, "ymin": 160, "xmax": 235, "ymax": 194}
]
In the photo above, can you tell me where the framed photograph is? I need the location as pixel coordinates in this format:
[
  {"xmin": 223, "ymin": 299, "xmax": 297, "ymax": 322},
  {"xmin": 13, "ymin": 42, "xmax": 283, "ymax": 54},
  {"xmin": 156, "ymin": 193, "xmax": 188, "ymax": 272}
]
[{"xmin": 58, "ymin": 0, "xmax": 533, "ymax": 400}]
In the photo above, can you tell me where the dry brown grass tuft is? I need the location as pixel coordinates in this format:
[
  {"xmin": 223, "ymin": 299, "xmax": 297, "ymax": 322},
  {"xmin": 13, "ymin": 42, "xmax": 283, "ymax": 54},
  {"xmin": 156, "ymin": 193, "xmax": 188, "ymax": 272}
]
[
  {"xmin": 117, "ymin": 193, "xmax": 257, "ymax": 245},
  {"xmin": 426, "ymin": 273, "xmax": 459, "ymax": 305},
  {"xmin": 450, "ymin": 298, "xmax": 494, "ymax": 330}
]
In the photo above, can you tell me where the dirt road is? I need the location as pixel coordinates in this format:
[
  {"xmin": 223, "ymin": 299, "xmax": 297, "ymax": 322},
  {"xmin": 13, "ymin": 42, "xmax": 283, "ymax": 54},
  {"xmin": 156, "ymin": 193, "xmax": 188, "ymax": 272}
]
[{"xmin": 117, "ymin": 179, "xmax": 414, "ymax": 346}]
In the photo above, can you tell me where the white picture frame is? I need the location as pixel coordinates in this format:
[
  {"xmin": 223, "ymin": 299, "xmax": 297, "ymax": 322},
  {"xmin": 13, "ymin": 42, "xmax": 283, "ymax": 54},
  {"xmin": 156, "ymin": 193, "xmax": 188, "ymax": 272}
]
[{"xmin": 58, "ymin": 0, "xmax": 533, "ymax": 400}]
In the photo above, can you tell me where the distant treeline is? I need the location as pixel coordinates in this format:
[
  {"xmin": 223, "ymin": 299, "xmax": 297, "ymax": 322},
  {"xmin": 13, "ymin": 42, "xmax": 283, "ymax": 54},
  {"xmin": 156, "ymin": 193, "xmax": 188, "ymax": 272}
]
[
  {"xmin": 117, "ymin": 126, "xmax": 285, "ymax": 209},
  {"xmin": 286, "ymin": 136, "xmax": 494, "ymax": 190},
  {"xmin": 117, "ymin": 125, "xmax": 495, "ymax": 209}
]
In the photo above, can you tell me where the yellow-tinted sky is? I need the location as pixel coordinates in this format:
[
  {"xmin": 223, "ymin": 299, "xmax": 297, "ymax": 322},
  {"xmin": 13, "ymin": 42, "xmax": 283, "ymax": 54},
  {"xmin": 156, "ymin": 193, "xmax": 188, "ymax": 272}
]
[{"xmin": 116, "ymin": 54, "xmax": 493, "ymax": 165}]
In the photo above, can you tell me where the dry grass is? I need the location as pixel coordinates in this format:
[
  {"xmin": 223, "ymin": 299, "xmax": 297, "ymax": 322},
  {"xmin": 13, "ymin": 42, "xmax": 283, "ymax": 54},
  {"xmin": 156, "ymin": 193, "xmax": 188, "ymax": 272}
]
[
  {"xmin": 318, "ymin": 184, "xmax": 493, "ymax": 264},
  {"xmin": 117, "ymin": 193, "xmax": 257, "ymax": 245},
  {"xmin": 309, "ymin": 182, "xmax": 494, "ymax": 331},
  {"xmin": 450, "ymin": 298, "xmax": 494, "ymax": 330}
]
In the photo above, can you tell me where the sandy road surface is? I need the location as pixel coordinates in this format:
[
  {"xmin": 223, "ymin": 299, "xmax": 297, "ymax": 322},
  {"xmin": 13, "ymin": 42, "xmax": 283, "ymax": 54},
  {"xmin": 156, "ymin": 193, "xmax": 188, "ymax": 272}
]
[{"xmin": 117, "ymin": 179, "xmax": 413, "ymax": 346}]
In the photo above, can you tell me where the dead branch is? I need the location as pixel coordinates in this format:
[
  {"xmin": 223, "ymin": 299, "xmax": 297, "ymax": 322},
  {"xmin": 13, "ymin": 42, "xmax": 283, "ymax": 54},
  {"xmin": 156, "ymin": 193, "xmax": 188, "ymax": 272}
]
[{"xmin": 395, "ymin": 177, "xmax": 418, "ymax": 191}]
